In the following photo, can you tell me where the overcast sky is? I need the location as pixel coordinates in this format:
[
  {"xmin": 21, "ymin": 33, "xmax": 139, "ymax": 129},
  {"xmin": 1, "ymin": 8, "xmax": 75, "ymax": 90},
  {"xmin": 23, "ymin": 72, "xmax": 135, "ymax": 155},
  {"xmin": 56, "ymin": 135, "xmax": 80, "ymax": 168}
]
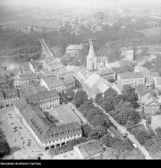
[{"xmin": 1, "ymin": 0, "xmax": 161, "ymax": 8}]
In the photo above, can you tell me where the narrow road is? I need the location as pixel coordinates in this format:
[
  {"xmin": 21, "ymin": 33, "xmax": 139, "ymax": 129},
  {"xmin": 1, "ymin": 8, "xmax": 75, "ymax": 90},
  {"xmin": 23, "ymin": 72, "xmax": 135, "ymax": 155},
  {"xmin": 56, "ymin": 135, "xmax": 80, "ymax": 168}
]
[
  {"xmin": 68, "ymin": 102, "xmax": 94, "ymax": 129},
  {"xmin": 93, "ymin": 102, "xmax": 152, "ymax": 160}
]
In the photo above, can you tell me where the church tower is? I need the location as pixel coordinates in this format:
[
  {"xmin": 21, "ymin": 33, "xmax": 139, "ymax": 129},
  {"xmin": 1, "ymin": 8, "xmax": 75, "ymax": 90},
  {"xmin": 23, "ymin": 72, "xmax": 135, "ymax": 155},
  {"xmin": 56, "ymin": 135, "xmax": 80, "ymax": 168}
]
[{"xmin": 86, "ymin": 40, "xmax": 97, "ymax": 71}]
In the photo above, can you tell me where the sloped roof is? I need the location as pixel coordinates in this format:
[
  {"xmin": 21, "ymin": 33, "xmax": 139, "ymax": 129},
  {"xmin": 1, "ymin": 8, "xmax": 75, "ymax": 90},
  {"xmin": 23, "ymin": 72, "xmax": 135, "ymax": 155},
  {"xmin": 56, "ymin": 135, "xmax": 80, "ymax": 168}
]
[
  {"xmin": 26, "ymin": 90, "xmax": 59, "ymax": 104},
  {"xmin": 118, "ymin": 72, "xmax": 144, "ymax": 79},
  {"xmin": 67, "ymin": 44, "xmax": 83, "ymax": 50},
  {"xmin": 135, "ymin": 85, "xmax": 153, "ymax": 98},
  {"xmin": 84, "ymin": 73, "xmax": 100, "ymax": 88},
  {"xmin": 13, "ymin": 98, "xmax": 27, "ymax": 111},
  {"xmin": 18, "ymin": 85, "xmax": 37, "ymax": 98},
  {"xmin": 151, "ymin": 115, "xmax": 161, "ymax": 131},
  {"xmin": 104, "ymin": 87, "xmax": 118, "ymax": 98},
  {"xmin": 63, "ymin": 75, "xmax": 75, "ymax": 85},
  {"xmin": 3, "ymin": 89, "xmax": 19, "ymax": 99},
  {"xmin": 87, "ymin": 40, "xmax": 96, "ymax": 59},
  {"xmin": 96, "ymin": 82, "xmax": 110, "ymax": 93},
  {"xmin": 153, "ymin": 76, "xmax": 161, "ymax": 86},
  {"xmin": 42, "ymin": 77, "xmax": 65, "ymax": 89}
]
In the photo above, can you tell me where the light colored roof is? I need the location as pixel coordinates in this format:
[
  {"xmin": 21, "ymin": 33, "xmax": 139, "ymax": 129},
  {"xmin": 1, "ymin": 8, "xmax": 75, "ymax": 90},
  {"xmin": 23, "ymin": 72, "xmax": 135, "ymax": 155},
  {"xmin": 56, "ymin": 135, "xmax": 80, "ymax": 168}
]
[
  {"xmin": 84, "ymin": 73, "xmax": 100, "ymax": 88},
  {"xmin": 96, "ymin": 82, "xmax": 110, "ymax": 93},
  {"xmin": 153, "ymin": 76, "xmax": 161, "ymax": 86},
  {"xmin": 151, "ymin": 115, "xmax": 161, "ymax": 131},
  {"xmin": 87, "ymin": 40, "xmax": 96, "ymax": 59},
  {"xmin": 67, "ymin": 44, "xmax": 83, "ymax": 50},
  {"xmin": 118, "ymin": 72, "xmax": 144, "ymax": 79},
  {"xmin": 42, "ymin": 77, "xmax": 65, "ymax": 89}
]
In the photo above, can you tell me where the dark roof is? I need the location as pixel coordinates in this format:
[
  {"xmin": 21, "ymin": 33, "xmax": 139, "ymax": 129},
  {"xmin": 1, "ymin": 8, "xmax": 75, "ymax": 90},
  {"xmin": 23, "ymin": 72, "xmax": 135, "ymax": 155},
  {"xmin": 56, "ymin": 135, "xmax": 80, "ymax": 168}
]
[
  {"xmin": 104, "ymin": 87, "xmax": 117, "ymax": 98},
  {"xmin": 118, "ymin": 72, "xmax": 144, "ymax": 79},
  {"xmin": 135, "ymin": 85, "xmax": 153, "ymax": 98},
  {"xmin": 18, "ymin": 85, "xmax": 37, "ymax": 98},
  {"xmin": 26, "ymin": 90, "xmax": 59, "ymax": 104},
  {"xmin": 63, "ymin": 75, "xmax": 75, "ymax": 85},
  {"xmin": 3, "ymin": 89, "xmax": 19, "ymax": 99},
  {"xmin": 34, "ymin": 86, "xmax": 47, "ymax": 93}
]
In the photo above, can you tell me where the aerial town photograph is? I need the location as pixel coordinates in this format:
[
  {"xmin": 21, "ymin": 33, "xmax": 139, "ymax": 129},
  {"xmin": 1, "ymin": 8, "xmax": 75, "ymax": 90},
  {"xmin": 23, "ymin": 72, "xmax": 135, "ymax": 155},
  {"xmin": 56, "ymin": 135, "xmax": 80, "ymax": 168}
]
[{"xmin": 0, "ymin": 0, "xmax": 161, "ymax": 161}]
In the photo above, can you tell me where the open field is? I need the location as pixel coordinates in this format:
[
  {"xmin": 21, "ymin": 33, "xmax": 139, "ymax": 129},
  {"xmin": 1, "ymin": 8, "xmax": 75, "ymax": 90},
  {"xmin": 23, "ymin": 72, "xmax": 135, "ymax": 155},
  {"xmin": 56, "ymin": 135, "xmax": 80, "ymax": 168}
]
[
  {"xmin": 47, "ymin": 104, "xmax": 81, "ymax": 125},
  {"xmin": 138, "ymin": 27, "xmax": 161, "ymax": 38}
]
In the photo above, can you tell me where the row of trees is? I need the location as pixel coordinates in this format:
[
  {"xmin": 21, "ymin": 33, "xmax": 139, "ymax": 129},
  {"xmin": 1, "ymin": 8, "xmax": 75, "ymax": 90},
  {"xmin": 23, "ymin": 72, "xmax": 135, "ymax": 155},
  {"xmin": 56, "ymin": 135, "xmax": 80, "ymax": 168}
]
[
  {"xmin": 95, "ymin": 85, "xmax": 141, "ymax": 129},
  {"xmin": 0, "ymin": 125, "xmax": 10, "ymax": 158}
]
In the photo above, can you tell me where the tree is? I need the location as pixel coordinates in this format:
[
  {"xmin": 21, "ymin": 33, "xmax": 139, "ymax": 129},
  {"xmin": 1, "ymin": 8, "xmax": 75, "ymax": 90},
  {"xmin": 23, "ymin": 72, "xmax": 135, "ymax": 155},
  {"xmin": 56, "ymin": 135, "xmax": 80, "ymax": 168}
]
[
  {"xmin": 90, "ymin": 114, "xmax": 105, "ymax": 128},
  {"xmin": 122, "ymin": 85, "xmax": 139, "ymax": 108},
  {"xmin": 72, "ymin": 90, "xmax": 88, "ymax": 108},
  {"xmin": 95, "ymin": 93, "xmax": 103, "ymax": 105},
  {"xmin": 81, "ymin": 124, "xmax": 94, "ymax": 139},
  {"xmin": 100, "ymin": 133, "xmax": 113, "ymax": 147},
  {"xmin": 65, "ymin": 89, "xmax": 75, "ymax": 101},
  {"xmin": 101, "ymin": 98, "xmax": 114, "ymax": 113}
]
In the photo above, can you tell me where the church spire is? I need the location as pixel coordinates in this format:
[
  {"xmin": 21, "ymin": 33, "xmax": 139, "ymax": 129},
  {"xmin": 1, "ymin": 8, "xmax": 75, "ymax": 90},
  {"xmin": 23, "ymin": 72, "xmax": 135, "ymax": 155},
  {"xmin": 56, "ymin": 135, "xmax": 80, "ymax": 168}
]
[{"xmin": 87, "ymin": 40, "xmax": 96, "ymax": 59}]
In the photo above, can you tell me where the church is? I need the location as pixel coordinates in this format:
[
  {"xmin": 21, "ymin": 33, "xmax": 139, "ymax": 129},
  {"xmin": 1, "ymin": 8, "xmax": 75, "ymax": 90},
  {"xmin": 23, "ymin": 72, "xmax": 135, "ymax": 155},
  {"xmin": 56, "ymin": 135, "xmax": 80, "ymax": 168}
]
[{"xmin": 76, "ymin": 40, "xmax": 120, "ymax": 98}]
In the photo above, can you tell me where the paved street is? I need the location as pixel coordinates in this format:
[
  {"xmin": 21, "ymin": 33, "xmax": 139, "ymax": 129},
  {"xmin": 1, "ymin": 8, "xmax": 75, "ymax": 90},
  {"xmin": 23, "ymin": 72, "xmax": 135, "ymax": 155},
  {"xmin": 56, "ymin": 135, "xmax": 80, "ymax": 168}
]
[
  {"xmin": 0, "ymin": 107, "xmax": 43, "ymax": 159},
  {"xmin": 93, "ymin": 102, "xmax": 153, "ymax": 160}
]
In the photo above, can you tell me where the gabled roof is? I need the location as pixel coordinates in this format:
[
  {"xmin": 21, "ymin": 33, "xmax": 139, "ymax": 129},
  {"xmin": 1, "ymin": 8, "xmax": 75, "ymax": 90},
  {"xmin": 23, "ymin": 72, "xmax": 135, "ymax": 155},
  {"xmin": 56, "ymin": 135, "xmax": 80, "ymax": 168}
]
[
  {"xmin": 118, "ymin": 72, "xmax": 144, "ymax": 79},
  {"xmin": 3, "ymin": 89, "xmax": 19, "ymax": 99},
  {"xmin": 135, "ymin": 85, "xmax": 153, "ymax": 98},
  {"xmin": 153, "ymin": 76, "xmax": 161, "ymax": 86},
  {"xmin": 84, "ymin": 73, "xmax": 100, "ymax": 88},
  {"xmin": 18, "ymin": 85, "xmax": 37, "ymax": 98},
  {"xmin": 13, "ymin": 98, "xmax": 27, "ymax": 110},
  {"xmin": 26, "ymin": 90, "xmax": 59, "ymax": 104},
  {"xmin": 42, "ymin": 77, "xmax": 65, "ymax": 89},
  {"xmin": 151, "ymin": 115, "xmax": 161, "ymax": 130},
  {"xmin": 96, "ymin": 82, "xmax": 110, "ymax": 93},
  {"xmin": 63, "ymin": 75, "xmax": 75, "ymax": 85},
  {"xmin": 67, "ymin": 44, "xmax": 83, "ymax": 50},
  {"xmin": 104, "ymin": 87, "xmax": 118, "ymax": 98},
  {"xmin": 87, "ymin": 40, "xmax": 96, "ymax": 59}
]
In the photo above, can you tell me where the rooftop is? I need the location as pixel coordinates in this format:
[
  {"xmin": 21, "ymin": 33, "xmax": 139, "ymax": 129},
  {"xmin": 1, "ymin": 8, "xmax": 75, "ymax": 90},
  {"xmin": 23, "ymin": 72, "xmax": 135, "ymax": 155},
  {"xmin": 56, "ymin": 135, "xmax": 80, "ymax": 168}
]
[
  {"xmin": 63, "ymin": 75, "xmax": 75, "ymax": 85},
  {"xmin": 118, "ymin": 72, "xmax": 144, "ymax": 79},
  {"xmin": 3, "ymin": 89, "xmax": 19, "ymax": 99},
  {"xmin": 66, "ymin": 44, "xmax": 83, "ymax": 50},
  {"xmin": 151, "ymin": 115, "xmax": 161, "ymax": 131},
  {"xmin": 104, "ymin": 87, "xmax": 118, "ymax": 98},
  {"xmin": 84, "ymin": 73, "xmax": 100, "ymax": 88},
  {"xmin": 18, "ymin": 85, "xmax": 37, "ymax": 98},
  {"xmin": 153, "ymin": 76, "xmax": 161, "ymax": 86},
  {"xmin": 135, "ymin": 85, "xmax": 153, "ymax": 98},
  {"xmin": 42, "ymin": 77, "xmax": 65, "ymax": 89},
  {"xmin": 26, "ymin": 90, "xmax": 59, "ymax": 104},
  {"xmin": 18, "ymin": 73, "xmax": 38, "ymax": 80}
]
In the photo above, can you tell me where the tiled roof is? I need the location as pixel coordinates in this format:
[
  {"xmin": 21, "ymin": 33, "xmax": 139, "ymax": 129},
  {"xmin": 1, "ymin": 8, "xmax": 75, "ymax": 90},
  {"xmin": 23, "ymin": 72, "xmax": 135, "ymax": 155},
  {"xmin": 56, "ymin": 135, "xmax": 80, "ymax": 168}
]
[
  {"xmin": 34, "ymin": 86, "xmax": 47, "ymax": 93},
  {"xmin": 135, "ymin": 85, "xmax": 153, "ymax": 98},
  {"xmin": 13, "ymin": 98, "xmax": 27, "ymax": 111},
  {"xmin": 84, "ymin": 73, "xmax": 100, "ymax": 88},
  {"xmin": 63, "ymin": 75, "xmax": 75, "ymax": 85},
  {"xmin": 3, "ymin": 89, "xmax": 19, "ymax": 99},
  {"xmin": 18, "ymin": 85, "xmax": 37, "ymax": 98},
  {"xmin": 42, "ymin": 77, "xmax": 65, "ymax": 89},
  {"xmin": 118, "ymin": 72, "xmax": 144, "ymax": 79},
  {"xmin": 104, "ymin": 87, "xmax": 118, "ymax": 98},
  {"xmin": 96, "ymin": 82, "xmax": 110, "ymax": 93},
  {"xmin": 100, "ymin": 68, "xmax": 114, "ymax": 76},
  {"xmin": 26, "ymin": 90, "xmax": 59, "ymax": 104},
  {"xmin": 153, "ymin": 76, "xmax": 161, "ymax": 86},
  {"xmin": 151, "ymin": 115, "xmax": 161, "ymax": 131},
  {"xmin": 19, "ymin": 73, "xmax": 38, "ymax": 80},
  {"xmin": 67, "ymin": 44, "xmax": 83, "ymax": 50}
]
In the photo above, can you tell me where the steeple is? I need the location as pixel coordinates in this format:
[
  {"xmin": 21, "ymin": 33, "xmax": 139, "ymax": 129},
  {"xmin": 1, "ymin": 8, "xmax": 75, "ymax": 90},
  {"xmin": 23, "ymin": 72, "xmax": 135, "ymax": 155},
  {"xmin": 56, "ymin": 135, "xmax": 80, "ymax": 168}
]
[
  {"xmin": 86, "ymin": 40, "xmax": 97, "ymax": 71},
  {"xmin": 87, "ymin": 40, "xmax": 96, "ymax": 59}
]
